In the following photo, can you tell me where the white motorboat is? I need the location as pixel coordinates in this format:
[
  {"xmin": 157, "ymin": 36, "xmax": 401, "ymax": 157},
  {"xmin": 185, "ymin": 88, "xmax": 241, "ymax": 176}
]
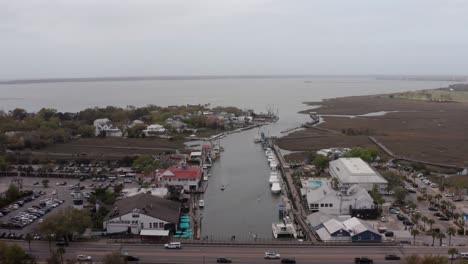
[
  {"xmin": 203, "ymin": 175, "xmax": 208, "ymax": 181},
  {"xmin": 269, "ymin": 175, "xmax": 279, "ymax": 185},
  {"xmin": 198, "ymin": 200, "xmax": 205, "ymax": 208},
  {"xmin": 265, "ymin": 148, "xmax": 273, "ymax": 156},
  {"xmin": 254, "ymin": 135, "xmax": 261, "ymax": 143},
  {"xmin": 272, "ymin": 217, "xmax": 297, "ymax": 238},
  {"xmin": 271, "ymin": 182, "xmax": 281, "ymax": 194},
  {"xmin": 270, "ymin": 162, "xmax": 278, "ymax": 170}
]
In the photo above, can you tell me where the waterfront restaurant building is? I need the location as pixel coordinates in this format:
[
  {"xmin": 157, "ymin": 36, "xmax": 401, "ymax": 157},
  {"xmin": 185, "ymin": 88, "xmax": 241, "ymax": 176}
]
[
  {"xmin": 103, "ymin": 193, "xmax": 180, "ymax": 235},
  {"xmin": 329, "ymin": 158, "xmax": 388, "ymax": 193},
  {"xmin": 158, "ymin": 166, "xmax": 202, "ymax": 192}
]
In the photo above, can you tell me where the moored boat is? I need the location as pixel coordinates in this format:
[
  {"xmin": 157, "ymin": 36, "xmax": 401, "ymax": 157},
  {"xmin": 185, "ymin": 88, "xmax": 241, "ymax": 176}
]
[
  {"xmin": 271, "ymin": 182, "xmax": 281, "ymax": 194},
  {"xmin": 198, "ymin": 200, "xmax": 205, "ymax": 208}
]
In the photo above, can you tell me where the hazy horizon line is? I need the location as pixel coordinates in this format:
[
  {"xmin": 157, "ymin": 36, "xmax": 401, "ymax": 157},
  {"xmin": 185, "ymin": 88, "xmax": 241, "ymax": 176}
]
[{"xmin": 1, "ymin": 74, "xmax": 467, "ymax": 85}]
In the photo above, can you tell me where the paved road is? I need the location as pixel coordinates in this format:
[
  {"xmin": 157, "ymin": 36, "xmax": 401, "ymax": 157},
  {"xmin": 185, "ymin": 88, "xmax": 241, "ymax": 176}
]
[{"xmin": 3, "ymin": 240, "xmax": 467, "ymax": 264}]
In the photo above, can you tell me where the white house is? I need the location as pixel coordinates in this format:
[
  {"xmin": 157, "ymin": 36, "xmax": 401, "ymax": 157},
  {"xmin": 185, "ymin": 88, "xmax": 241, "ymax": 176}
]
[
  {"xmin": 103, "ymin": 193, "xmax": 180, "ymax": 235},
  {"xmin": 329, "ymin": 158, "xmax": 388, "ymax": 193},
  {"xmin": 93, "ymin": 118, "xmax": 123, "ymax": 137},
  {"xmin": 301, "ymin": 178, "xmax": 375, "ymax": 215},
  {"xmin": 143, "ymin": 124, "xmax": 166, "ymax": 137},
  {"xmin": 158, "ymin": 166, "xmax": 202, "ymax": 192}
]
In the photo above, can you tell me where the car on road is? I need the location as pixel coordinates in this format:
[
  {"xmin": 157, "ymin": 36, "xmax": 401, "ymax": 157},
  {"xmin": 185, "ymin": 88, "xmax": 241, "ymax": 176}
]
[
  {"xmin": 216, "ymin": 257, "xmax": 232, "ymax": 263},
  {"xmin": 76, "ymin": 255, "xmax": 92, "ymax": 261},
  {"xmin": 164, "ymin": 242, "xmax": 181, "ymax": 249},
  {"xmin": 355, "ymin": 257, "xmax": 373, "ymax": 264},
  {"xmin": 385, "ymin": 254, "xmax": 401, "ymax": 260},
  {"xmin": 56, "ymin": 240, "xmax": 67, "ymax": 246},
  {"xmin": 281, "ymin": 258, "xmax": 296, "ymax": 264},
  {"xmin": 124, "ymin": 255, "xmax": 140, "ymax": 262},
  {"xmin": 264, "ymin": 252, "xmax": 281, "ymax": 259}
]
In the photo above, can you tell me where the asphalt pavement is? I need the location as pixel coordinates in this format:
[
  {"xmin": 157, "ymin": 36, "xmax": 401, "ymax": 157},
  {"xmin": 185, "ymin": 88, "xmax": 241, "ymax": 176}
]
[{"xmin": 2, "ymin": 239, "xmax": 467, "ymax": 264}]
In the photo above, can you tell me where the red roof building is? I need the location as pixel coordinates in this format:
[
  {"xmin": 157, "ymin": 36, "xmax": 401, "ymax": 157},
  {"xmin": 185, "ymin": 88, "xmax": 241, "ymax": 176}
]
[{"xmin": 158, "ymin": 166, "xmax": 202, "ymax": 192}]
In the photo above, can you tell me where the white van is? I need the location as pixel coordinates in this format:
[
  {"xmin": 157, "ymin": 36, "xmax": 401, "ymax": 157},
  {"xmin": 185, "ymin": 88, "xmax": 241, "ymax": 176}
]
[
  {"xmin": 460, "ymin": 252, "xmax": 468, "ymax": 259},
  {"xmin": 164, "ymin": 242, "xmax": 181, "ymax": 249}
]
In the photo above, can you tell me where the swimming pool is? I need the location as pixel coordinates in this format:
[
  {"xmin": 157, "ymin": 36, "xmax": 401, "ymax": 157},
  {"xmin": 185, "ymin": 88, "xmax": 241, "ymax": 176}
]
[{"xmin": 308, "ymin": 180, "xmax": 323, "ymax": 187}]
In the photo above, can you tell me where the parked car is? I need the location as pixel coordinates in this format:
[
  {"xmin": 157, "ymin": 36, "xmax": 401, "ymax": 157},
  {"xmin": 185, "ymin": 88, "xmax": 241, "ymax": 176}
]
[
  {"xmin": 428, "ymin": 207, "xmax": 438, "ymax": 211},
  {"xmin": 216, "ymin": 257, "xmax": 232, "ymax": 263},
  {"xmin": 439, "ymin": 216, "xmax": 450, "ymax": 221},
  {"xmin": 385, "ymin": 254, "xmax": 401, "ymax": 260},
  {"xmin": 264, "ymin": 252, "xmax": 281, "ymax": 259},
  {"xmin": 397, "ymin": 214, "xmax": 407, "ymax": 221}
]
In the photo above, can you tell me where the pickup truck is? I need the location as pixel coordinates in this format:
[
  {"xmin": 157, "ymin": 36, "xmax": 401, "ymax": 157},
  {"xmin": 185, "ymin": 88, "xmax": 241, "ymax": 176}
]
[{"xmin": 355, "ymin": 257, "xmax": 373, "ymax": 264}]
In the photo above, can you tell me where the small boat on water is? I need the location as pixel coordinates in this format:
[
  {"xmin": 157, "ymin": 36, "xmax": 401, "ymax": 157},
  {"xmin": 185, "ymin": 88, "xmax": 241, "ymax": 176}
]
[
  {"xmin": 270, "ymin": 162, "xmax": 278, "ymax": 170},
  {"xmin": 220, "ymin": 185, "xmax": 225, "ymax": 191},
  {"xmin": 254, "ymin": 135, "xmax": 261, "ymax": 143},
  {"xmin": 203, "ymin": 175, "xmax": 208, "ymax": 181},
  {"xmin": 271, "ymin": 182, "xmax": 281, "ymax": 194},
  {"xmin": 198, "ymin": 200, "xmax": 205, "ymax": 208}
]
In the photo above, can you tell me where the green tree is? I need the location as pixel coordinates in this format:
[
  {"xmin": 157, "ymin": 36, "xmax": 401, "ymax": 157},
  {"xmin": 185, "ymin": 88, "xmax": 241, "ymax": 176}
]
[
  {"xmin": 42, "ymin": 179, "xmax": 50, "ymax": 188},
  {"xmin": 46, "ymin": 252, "xmax": 61, "ymax": 264},
  {"xmin": 427, "ymin": 219, "xmax": 435, "ymax": 230},
  {"xmin": 38, "ymin": 207, "xmax": 92, "ymax": 244},
  {"xmin": 0, "ymin": 242, "xmax": 37, "ymax": 264},
  {"xmin": 6, "ymin": 184, "xmax": 21, "ymax": 202},
  {"xmin": 448, "ymin": 248, "xmax": 459, "ymax": 264},
  {"xmin": 77, "ymin": 125, "xmax": 95, "ymax": 138},
  {"xmin": 132, "ymin": 155, "xmax": 160, "ymax": 173},
  {"xmin": 0, "ymin": 156, "xmax": 9, "ymax": 171},
  {"xmin": 438, "ymin": 232, "xmax": 446, "ymax": 246},
  {"xmin": 447, "ymin": 227, "xmax": 456, "ymax": 246},
  {"xmin": 344, "ymin": 147, "xmax": 379, "ymax": 162},
  {"xmin": 369, "ymin": 185, "xmax": 385, "ymax": 206},
  {"xmin": 421, "ymin": 216, "xmax": 428, "ymax": 231},
  {"xmin": 127, "ymin": 123, "xmax": 147, "ymax": 138},
  {"xmin": 312, "ymin": 154, "xmax": 329, "ymax": 171},
  {"xmin": 25, "ymin": 233, "xmax": 33, "ymax": 251},
  {"xmin": 102, "ymin": 252, "xmax": 126, "ymax": 264},
  {"xmin": 431, "ymin": 231, "xmax": 438, "ymax": 246},
  {"xmin": 393, "ymin": 187, "xmax": 407, "ymax": 204},
  {"xmin": 56, "ymin": 247, "xmax": 65, "ymax": 264},
  {"xmin": 411, "ymin": 229, "xmax": 419, "ymax": 245}
]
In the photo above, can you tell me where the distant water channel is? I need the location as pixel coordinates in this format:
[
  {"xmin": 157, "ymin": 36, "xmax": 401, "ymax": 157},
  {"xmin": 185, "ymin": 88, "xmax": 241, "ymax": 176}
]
[{"xmin": 0, "ymin": 77, "xmax": 457, "ymax": 238}]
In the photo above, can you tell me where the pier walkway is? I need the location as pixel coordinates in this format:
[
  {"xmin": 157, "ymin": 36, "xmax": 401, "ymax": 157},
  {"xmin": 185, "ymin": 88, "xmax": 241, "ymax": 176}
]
[{"xmin": 272, "ymin": 144, "xmax": 316, "ymax": 242}]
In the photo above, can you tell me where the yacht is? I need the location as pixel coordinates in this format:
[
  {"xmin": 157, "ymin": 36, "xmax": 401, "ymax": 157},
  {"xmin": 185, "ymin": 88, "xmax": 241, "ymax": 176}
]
[
  {"xmin": 269, "ymin": 175, "xmax": 279, "ymax": 185},
  {"xmin": 271, "ymin": 182, "xmax": 281, "ymax": 194},
  {"xmin": 198, "ymin": 200, "xmax": 205, "ymax": 208},
  {"xmin": 270, "ymin": 162, "xmax": 278, "ymax": 170},
  {"xmin": 272, "ymin": 217, "xmax": 297, "ymax": 238}
]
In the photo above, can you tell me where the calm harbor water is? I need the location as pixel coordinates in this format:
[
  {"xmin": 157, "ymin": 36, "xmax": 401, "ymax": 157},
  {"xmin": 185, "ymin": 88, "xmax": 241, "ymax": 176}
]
[{"xmin": 0, "ymin": 77, "xmax": 457, "ymax": 238}]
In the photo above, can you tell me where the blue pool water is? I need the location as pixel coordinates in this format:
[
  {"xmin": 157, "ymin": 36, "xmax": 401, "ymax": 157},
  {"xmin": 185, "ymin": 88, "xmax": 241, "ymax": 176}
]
[{"xmin": 308, "ymin": 180, "xmax": 323, "ymax": 187}]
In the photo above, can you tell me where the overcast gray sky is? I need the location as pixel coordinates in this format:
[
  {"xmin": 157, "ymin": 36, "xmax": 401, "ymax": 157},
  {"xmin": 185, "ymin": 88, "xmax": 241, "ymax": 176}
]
[{"xmin": 1, "ymin": 0, "xmax": 467, "ymax": 79}]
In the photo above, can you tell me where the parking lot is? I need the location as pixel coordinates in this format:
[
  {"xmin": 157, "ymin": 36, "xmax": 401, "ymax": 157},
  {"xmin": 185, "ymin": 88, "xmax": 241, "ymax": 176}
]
[{"xmin": 1, "ymin": 175, "xmax": 140, "ymax": 239}]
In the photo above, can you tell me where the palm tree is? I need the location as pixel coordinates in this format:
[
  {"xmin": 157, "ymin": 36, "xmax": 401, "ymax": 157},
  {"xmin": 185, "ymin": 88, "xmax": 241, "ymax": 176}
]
[
  {"xmin": 449, "ymin": 204, "xmax": 456, "ymax": 217},
  {"xmin": 411, "ymin": 229, "xmax": 420, "ymax": 245},
  {"xmin": 431, "ymin": 231, "xmax": 438, "ymax": 246},
  {"xmin": 435, "ymin": 194, "xmax": 442, "ymax": 205},
  {"xmin": 447, "ymin": 227, "xmax": 456, "ymax": 246},
  {"xmin": 448, "ymin": 248, "xmax": 459, "ymax": 264},
  {"xmin": 421, "ymin": 216, "xmax": 428, "ymax": 231},
  {"xmin": 438, "ymin": 232, "xmax": 446, "ymax": 246},
  {"xmin": 427, "ymin": 194, "xmax": 434, "ymax": 204},
  {"xmin": 25, "ymin": 233, "xmax": 33, "ymax": 252},
  {"xmin": 428, "ymin": 219, "xmax": 435, "ymax": 230},
  {"xmin": 57, "ymin": 247, "xmax": 65, "ymax": 264}
]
